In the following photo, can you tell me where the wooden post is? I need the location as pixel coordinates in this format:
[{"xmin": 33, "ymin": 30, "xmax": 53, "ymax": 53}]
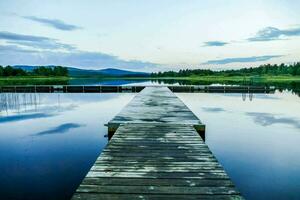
[
  {"xmin": 194, "ymin": 124, "xmax": 206, "ymax": 141},
  {"xmin": 107, "ymin": 123, "xmax": 119, "ymax": 140}
]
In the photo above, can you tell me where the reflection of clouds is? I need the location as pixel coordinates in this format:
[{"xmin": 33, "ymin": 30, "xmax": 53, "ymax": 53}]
[
  {"xmin": 0, "ymin": 93, "xmax": 76, "ymax": 113},
  {"xmin": 22, "ymin": 104, "xmax": 77, "ymax": 114},
  {"xmin": 223, "ymin": 93, "xmax": 243, "ymax": 97},
  {"xmin": 55, "ymin": 93, "xmax": 125, "ymax": 104},
  {"xmin": 0, "ymin": 93, "xmax": 129, "ymax": 125},
  {"xmin": 246, "ymin": 112, "xmax": 300, "ymax": 129},
  {"xmin": 0, "ymin": 104, "xmax": 78, "ymax": 124},
  {"xmin": 0, "ymin": 113, "xmax": 54, "ymax": 123},
  {"xmin": 33, "ymin": 123, "xmax": 84, "ymax": 136},
  {"xmin": 1, "ymin": 93, "xmax": 130, "ymax": 114},
  {"xmin": 253, "ymin": 95, "xmax": 279, "ymax": 100},
  {"xmin": 202, "ymin": 107, "xmax": 226, "ymax": 112}
]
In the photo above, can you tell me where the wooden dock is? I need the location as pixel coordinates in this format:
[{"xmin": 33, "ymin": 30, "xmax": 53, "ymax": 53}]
[{"xmin": 72, "ymin": 87, "xmax": 243, "ymax": 199}]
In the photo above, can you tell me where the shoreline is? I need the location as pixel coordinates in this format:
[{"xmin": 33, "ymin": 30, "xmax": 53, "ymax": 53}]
[{"xmin": 0, "ymin": 75, "xmax": 299, "ymax": 85}]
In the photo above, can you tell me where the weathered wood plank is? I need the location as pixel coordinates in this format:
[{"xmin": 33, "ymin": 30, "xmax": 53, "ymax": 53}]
[
  {"xmin": 91, "ymin": 166, "xmax": 224, "ymax": 171},
  {"xmin": 94, "ymin": 162, "xmax": 222, "ymax": 167},
  {"xmin": 90, "ymin": 168, "xmax": 227, "ymax": 173},
  {"xmin": 86, "ymin": 171, "xmax": 230, "ymax": 179},
  {"xmin": 102, "ymin": 148, "xmax": 212, "ymax": 152},
  {"xmin": 72, "ymin": 193, "xmax": 244, "ymax": 200},
  {"xmin": 76, "ymin": 185, "xmax": 240, "ymax": 195},
  {"xmin": 81, "ymin": 177, "xmax": 235, "ymax": 187}
]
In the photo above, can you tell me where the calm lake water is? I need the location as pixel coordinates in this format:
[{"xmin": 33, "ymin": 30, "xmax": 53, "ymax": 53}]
[{"xmin": 0, "ymin": 87, "xmax": 299, "ymax": 200}]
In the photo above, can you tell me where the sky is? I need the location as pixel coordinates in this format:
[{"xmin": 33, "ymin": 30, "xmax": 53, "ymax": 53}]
[{"xmin": 0, "ymin": 0, "xmax": 300, "ymax": 72}]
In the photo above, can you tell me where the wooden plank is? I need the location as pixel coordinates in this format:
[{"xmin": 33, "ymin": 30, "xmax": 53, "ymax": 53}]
[
  {"xmin": 95, "ymin": 162, "xmax": 219, "ymax": 166},
  {"xmin": 90, "ymin": 168, "xmax": 226, "ymax": 173},
  {"xmin": 81, "ymin": 177, "xmax": 235, "ymax": 187},
  {"xmin": 91, "ymin": 166, "xmax": 224, "ymax": 171},
  {"xmin": 76, "ymin": 185, "xmax": 240, "ymax": 195},
  {"xmin": 96, "ymin": 158, "xmax": 218, "ymax": 162},
  {"xmin": 85, "ymin": 171, "xmax": 230, "ymax": 179},
  {"xmin": 71, "ymin": 87, "xmax": 243, "ymax": 199}
]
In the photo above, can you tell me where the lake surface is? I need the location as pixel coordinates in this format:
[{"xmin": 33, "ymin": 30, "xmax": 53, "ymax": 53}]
[{"xmin": 0, "ymin": 89, "xmax": 299, "ymax": 200}]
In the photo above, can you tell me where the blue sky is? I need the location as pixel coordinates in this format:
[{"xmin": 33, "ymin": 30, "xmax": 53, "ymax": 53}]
[{"xmin": 0, "ymin": 0, "xmax": 299, "ymax": 71}]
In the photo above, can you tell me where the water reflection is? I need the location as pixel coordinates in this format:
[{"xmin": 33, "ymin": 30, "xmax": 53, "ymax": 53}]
[
  {"xmin": 246, "ymin": 112, "xmax": 300, "ymax": 129},
  {"xmin": 0, "ymin": 93, "xmax": 40, "ymax": 113},
  {"xmin": 242, "ymin": 93, "xmax": 253, "ymax": 101},
  {"xmin": 152, "ymin": 79, "xmax": 300, "ymax": 97},
  {"xmin": 251, "ymin": 94, "xmax": 280, "ymax": 100},
  {"xmin": 177, "ymin": 91, "xmax": 300, "ymax": 200},
  {"xmin": 0, "ymin": 113, "xmax": 54, "ymax": 124},
  {"xmin": 202, "ymin": 107, "xmax": 226, "ymax": 112},
  {"xmin": 0, "ymin": 93, "xmax": 81, "ymax": 114},
  {"xmin": 222, "ymin": 92, "xmax": 281, "ymax": 101},
  {"xmin": 1, "ymin": 90, "xmax": 300, "ymax": 200},
  {"xmin": 249, "ymin": 93, "xmax": 253, "ymax": 101},
  {"xmin": 0, "ymin": 92, "xmax": 134, "ymax": 200},
  {"xmin": 34, "ymin": 123, "xmax": 84, "ymax": 136}
]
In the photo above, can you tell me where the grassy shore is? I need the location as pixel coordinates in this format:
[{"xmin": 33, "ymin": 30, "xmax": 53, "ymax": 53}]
[
  {"xmin": 0, "ymin": 75, "xmax": 300, "ymax": 85},
  {"xmin": 0, "ymin": 76, "xmax": 70, "ymax": 80},
  {"xmin": 0, "ymin": 76, "xmax": 71, "ymax": 85},
  {"xmin": 147, "ymin": 75, "xmax": 300, "ymax": 82}
]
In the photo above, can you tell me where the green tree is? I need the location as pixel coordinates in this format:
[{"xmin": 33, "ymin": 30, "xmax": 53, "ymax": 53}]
[
  {"xmin": 0, "ymin": 65, "xmax": 3, "ymax": 76},
  {"xmin": 3, "ymin": 66, "xmax": 16, "ymax": 76},
  {"xmin": 151, "ymin": 62, "xmax": 300, "ymax": 77}
]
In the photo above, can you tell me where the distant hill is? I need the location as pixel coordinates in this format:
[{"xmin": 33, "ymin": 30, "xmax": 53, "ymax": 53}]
[
  {"xmin": 12, "ymin": 65, "xmax": 149, "ymax": 77},
  {"xmin": 12, "ymin": 65, "xmax": 43, "ymax": 72},
  {"xmin": 99, "ymin": 68, "xmax": 148, "ymax": 76}
]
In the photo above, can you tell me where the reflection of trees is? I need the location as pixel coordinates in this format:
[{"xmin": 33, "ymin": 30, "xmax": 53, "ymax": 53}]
[
  {"xmin": 249, "ymin": 93, "xmax": 253, "ymax": 101},
  {"xmin": 272, "ymin": 82, "xmax": 300, "ymax": 97},
  {"xmin": 242, "ymin": 93, "xmax": 254, "ymax": 101},
  {"xmin": 0, "ymin": 93, "xmax": 41, "ymax": 113},
  {"xmin": 242, "ymin": 93, "xmax": 246, "ymax": 101},
  {"xmin": 151, "ymin": 79, "xmax": 300, "ymax": 97}
]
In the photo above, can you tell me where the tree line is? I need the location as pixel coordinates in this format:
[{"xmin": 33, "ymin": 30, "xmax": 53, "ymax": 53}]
[
  {"xmin": 151, "ymin": 62, "xmax": 300, "ymax": 77},
  {"xmin": 0, "ymin": 66, "xmax": 68, "ymax": 77}
]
